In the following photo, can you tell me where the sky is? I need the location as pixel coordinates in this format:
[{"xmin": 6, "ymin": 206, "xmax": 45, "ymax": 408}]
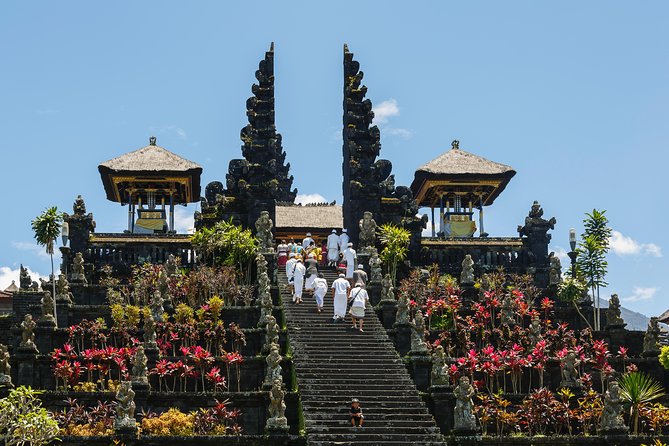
[{"xmin": 0, "ymin": 2, "xmax": 668, "ymax": 318}]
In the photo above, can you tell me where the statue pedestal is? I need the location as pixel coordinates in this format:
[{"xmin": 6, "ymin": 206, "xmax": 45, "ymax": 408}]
[
  {"xmin": 367, "ymin": 282, "xmax": 381, "ymax": 306},
  {"xmin": 15, "ymin": 351, "xmax": 37, "ymax": 387},
  {"xmin": 393, "ymin": 323, "xmax": 411, "ymax": 356},
  {"xmin": 460, "ymin": 285, "xmax": 477, "ymax": 303},
  {"xmin": 642, "ymin": 350, "xmax": 660, "ymax": 358},
  {"xmin": 428, "ymin": 385, "xmax": 453, "ymax": 434},
  {"xmin": 266, "ymin": 422, "xmax": 289, "ymax": 435},
  {"xmin": 406, "ymin": 351, "xmax": 431, "ymax": 392},
  {"xmin": 35, "ymin": 325, "xmax": 55, "ymax": 354},
  {"xmin": 377, "ymin": 300, "xmax": 397, "ymax": 329}
]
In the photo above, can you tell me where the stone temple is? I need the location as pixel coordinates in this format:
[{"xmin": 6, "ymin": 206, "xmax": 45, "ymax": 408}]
[{"xmin": 0, "ymin": 43, "xmax": 667, "ymax": 446}]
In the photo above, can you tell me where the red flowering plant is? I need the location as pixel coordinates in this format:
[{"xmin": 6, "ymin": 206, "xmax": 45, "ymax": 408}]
[{"xmin": 51, "ymin": 344, "xmax": 135, "ymax": 391}]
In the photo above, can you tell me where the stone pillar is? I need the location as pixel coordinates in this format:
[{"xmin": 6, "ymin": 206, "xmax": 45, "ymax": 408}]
[
  {"xmin": 407, "ymin": 352, "xmax": 431, "ymax": 392},
  {"xmin": 393, "ymin": 323, "xmax": 412, "ymax": 356},
  {"xmin": 377, "ymin": 300, "xmax": 397, "ymax": 329},
  {"xmin": 428, "ymin": 385, "xmax": 454, "ymax": 434}
]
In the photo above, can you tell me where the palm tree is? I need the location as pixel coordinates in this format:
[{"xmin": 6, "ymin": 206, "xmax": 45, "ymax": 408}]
[
  {"xmin": 618, "ymin": 371, "xmax": 666, "ymax": 434},
  {"xmin": 31, "ymin": 207, "xmax": 63, "ymax": 325}
]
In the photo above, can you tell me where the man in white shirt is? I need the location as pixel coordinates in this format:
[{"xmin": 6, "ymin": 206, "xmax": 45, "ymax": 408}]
[
  {"xmin": 313, "ymin": 273, "xmax": 328, "ymax": 313},
  {"xmin": 326, "ymin": 229, "xmax": 340, "ymax": 267},
  {"xmin": 302, "ymin": 232, "xmax": 314, "ymax": 250},
  {"xmin": 342, "ymin": 242, "xmax": 357, "ymax": 280},
  {"xmin": 285, "ymin": 253, "xmax": 297, "ymax": 295},
  {"xmin": 348, "ymin": 283, "xmax": 369, "ymax": 332},
  {"xmin": 293, "ymin": 258, "xmax": 307, "ymax": 304},
  {"xmin": 338, "ymin": 229, "xmax": 350, "ymax": 252},
  {"xmin": 331, "ymin": 273, "xmax": 351, "ymax": 322}
]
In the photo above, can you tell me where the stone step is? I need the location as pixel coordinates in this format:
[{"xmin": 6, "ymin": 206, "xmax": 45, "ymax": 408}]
[
  {"xmin": 308, "ymin": 441, "xmax": 446, "ymax": 446},
  {"xmin": 306, "ymin": 426, "xmax": 442, "ymax": 435},
  {"xmin": 306, "ymin": 433, "xmax": 445, "ymax": 442}
]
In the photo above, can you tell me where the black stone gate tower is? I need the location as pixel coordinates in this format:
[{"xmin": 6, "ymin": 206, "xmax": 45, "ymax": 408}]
[
  {"xmin": 196, "ymin": 43, "xmax": 296, "ymax": 230},
  {"xmin": 342, "ymin": 44, "xmax": 425, "ymax": 253}
]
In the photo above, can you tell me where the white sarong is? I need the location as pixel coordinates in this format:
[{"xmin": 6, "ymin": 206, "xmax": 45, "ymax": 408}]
[
  {"xmin": 333, "ymin": 293, "xmax": 348, "ymax": 319},
  {"xmin": 305, "ymin": 274, "xmax": 316, "ymax": 290},
  {"xmin": 294, "ymin": 268, "xmax": 305, "ymax": 298}
]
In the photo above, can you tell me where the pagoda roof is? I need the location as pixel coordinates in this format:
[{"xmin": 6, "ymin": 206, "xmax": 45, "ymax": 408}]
[
  {"xmin": 98, "ymin": 137, "xmax": 202, "ymax": 203},
  {"xmin": 3, "ymin": 280, "xmax": 18, "ymax": 292},
  {"xmin": 410, "ymin": 140, "xmax": 516, "ymax": 207},
  {"xmin": 275, "ymin": 204, "xmax": 343, "ymax": 230}
]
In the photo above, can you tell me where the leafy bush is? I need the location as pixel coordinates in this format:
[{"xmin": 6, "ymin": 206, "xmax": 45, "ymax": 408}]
[{"xmin": 0, "ymin": 386, "xmax": 59, "ymax": 446}]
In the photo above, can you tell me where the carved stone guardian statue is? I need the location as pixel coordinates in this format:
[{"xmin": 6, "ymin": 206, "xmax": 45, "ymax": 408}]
[
  {"xmin": 264, "ymin": 342, "xmax": 282, "ymax": 387},
  {"xmin": 71, "ymin": 252, "xmax": 87, "ymax": 285},
  {"xmin": 20, "ymin": 314, "xmax": 38, "ymax": 352},
  {"xmin": 410, "ymin": 309, "xmax": 427, "ymax": 353},
  {"xmin": 143, "ymin": 314, "xmax": 157, "ymax": 350},
  {"xmin": 55, "ymin": 274, "xmax": 73, "ymax": 304},
  {"xmin": 460, "ymin": 255, "xmax": 474, "ymax": 285},
  {"xmin": 358, "ymin": 211, "xmax": 377, "ymax": 254},
  {"xmin": 131, "ymin": 345, "xmax": 148, "ymax": 387},
  {"xmin": 430, "ymin": 345, "xmax": 448, "ymax": 386},
  {"xmin": 381, "ymin": 274, "xmax": 395, "ymax": 302},
  {"xmin": 368, "ymin": 247, "xmax": 382, "ymax": 283},
  {"xmin": 255, "ymin": 210, "xmax": 274, "ymax": 253},
  {"xmin": 165, "ymin": 254, "xmax": 179, "ymax": 277},
  {"xmin": 643, "ymin": 317, "xmax": 661, "ymax": 356},
  {"xmin": 266, "ymin": 378, "xmax": 288, "ymax": 430},
  {"xmin": 560, "ymin": 351, "xmax": 581, "ymax": 388},
  {"xmin": 264, "ymin": 315, "xmax": 280, "ymax": 352},
  {"xmin": 549, "ymin": 255, "xmax": 562, "ymax": 286},
  {"xmin": 39, "ymin": 291, "xmax": 56, "ymax": 325},
  {"xmin": 114, "ymin": 381, "xmax": 137, "ymax": 433},
  {"xmin": 528, "ymin": 315, "xmax": 542, "ymax": 345},
  {"xmin": 395, "ymin": 291, "xmax": 410, "ymax": 325},
  {"xmin": 599, "ymin": 381, "xmax": 628, "ymax": 434},
  {"xmin": 19, "ymin": 264, "xmax": 32, "ymax": 290},
  {"xmin": 150, "ymin": 290, "xmax": 165, "ymax": 323},
  {"xmin": 500, "ymin": 294, "xmax": 515, "ymax": 327},
  {"xmin": 453, "ymin": 376, "xmax": 477, "ymax": 433},
  {"xmin": 606, "ymin": 294, "xmax": 626, "ymax": 329},
  {"xmin": 0, "ymin": 344, "xmax": 12, "ymax": 386},
  {"xmin": 257, "ymin": 254, "xmax": 273, "ymax": 327}
]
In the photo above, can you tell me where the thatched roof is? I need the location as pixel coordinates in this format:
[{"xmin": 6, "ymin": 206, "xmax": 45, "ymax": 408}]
[
  {"xmin": 416, "ymin": 141, "xmax": 514, "ymax": 176},
  {"xmin": 3, "ymin": 280, "xmax": 18, "ymax": 292},
  {"xmin": 659, "ymin": 308, "xmax": 669, "ymax": 325},
  {"xmin": 99, "ymin": 138, "xmax": 201, "ymax": 172},
  {"xmin": 275, "ymin": 205, "xmax": 343, "ymax": 230}
]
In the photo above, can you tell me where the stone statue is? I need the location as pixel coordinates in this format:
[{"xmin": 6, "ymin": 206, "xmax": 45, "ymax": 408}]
[
  {"xmin": 265, "ymin": 315, "xmax": 280, "ymax": 351},
  {"xmin": 265, "ymin": 342, "xmax": 282, "ymax": 387},
  {"xmin": 453, "ymin": 376, "xmax": 477, "ymax": 432},
  {"xmin": 55, "ymin": 274, "xmax": 73, "ymax": 304},
  {"xmin": 606, "ymin": 294, "xmax": 626, "ymax": 329},
  {"xmin": 150, "ymin": 290, "xmax": 164, "ymax": 323},
  {"xmin": 143, "ymin": 314, "xmax": 157, "ymax": 350},
  {"xmin": 381, "ymin": 274, "xmax": 395, "ymax": 302},
  {"xmin": 20, "ymin": 314, "xmax": 37, "ymax": 352},
  {"xmin": 599, "ymin": 381, "xmax": 628, "ymax": 433},
  {"xmin": 560, "ymin": 351, "xmax": 580, "ymax": 388},
  {"xmin": 73, "ymin": 194, "xmax": 87, "ymax": 216},
  {"xmin": 410, "ymin": 309, "xmax": 427, "ymax": 353},
  {"xmin": 165, "ymin": 254, "xmax": 179, "ymax": 277},
  {"xmin": 549, "ymin": 255, "xmax": 562, "ymax": 286},
  {"xmin": 460, "ymin": 254, "xmax": 475, "ymax": 285},
  {"xmin": 255, "ymin": 211, "xmax": 274, "ymax": 253},
  {"xmin": 39, "ymin": 291, "xmax": 56, "ymax": 325},
  {"xmin": 71, "ymin": 252, "xmax": 87, "ymax": 284},
  {"xmin": 19, "ymin": 264, "xmax": 31, "ymax": 290},
  {"xmin": 257, "ymin": 254, "xmax": 273, "ymax": 327},
  {"xmin": 131, "ymin": 345, "xmax": 148, "ymax": 386},
  {"xmin": 396, "ymin": 291, "xmax": 410, "ymax": 325},
  {"xmin": 643, "ymin": 317, "xmax": 661, "ymax": 355},
  {"xmin": 358, "ymin": 211, "xmax": 377, "ymax": 254},
  {"xmin": 266, "ymin": 378, "xmax": 288, "ymax": 430},
  {"xmin": 518, "ymin": 201, "xmax": 556, "ymax": 237},
  {"xmin": 368, "ymin": 247, "xmax": 382, "ymax": 283},
  {"xmin": 0, "ymin": 344, "xmax": 11, "ymax": 385},
  {"xmin": 528, "ymin": 315, "xmax": 542, "ymax": 345},
  {"xmin": 500, "ymin": 295, "xmax": 515, "ymax": 327},
  {"xmin": 431, "ymin": 345, "xmax": 448, "ymax": 386},
  {"xmin": 114, "ymin": 381, "xmax": 137, "ymax": 432}
]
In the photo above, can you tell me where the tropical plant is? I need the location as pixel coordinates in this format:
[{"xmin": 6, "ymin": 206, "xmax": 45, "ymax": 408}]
[
  {"xmin": 618, "ymin": 371, "xmax": 666, "ymax": 434},
  {"xmin": 576, "ymin": 209, "xmax": 611, "ymax": 330},
  {"xmin": 31, "ymin": 206, "xmax": 63, "ymax": 324},
  {"xmin": 0, "ymin": 386, "xmax": 59, "ymax": 446},
  {"xmin": 557, "ymin": 275, "xmax": 592, "ymax": 329},
  {"xmin": 659, "ymin": 345, "xmax": 669, "ymax": 371},
  {"xmin": 378, "ymin": 223, "xmax": 410, "ymax": 286}
]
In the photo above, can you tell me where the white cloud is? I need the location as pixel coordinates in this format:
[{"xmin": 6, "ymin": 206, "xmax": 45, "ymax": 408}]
[
  {"xmin": 12, "ymin": 241, "xmax": 50, "ymax": 258},
  {"xmin": 385, "ymin": 127, "xmax": 412, "ymax": 139},
  {"xmin": 175, "ymin": 128, "xmax": 187, "ymax": 140},
  {"xmin": 551, "ymin": 246, "xmax": 571, "ymax": 266},
  {"xmin": 295, "ymin": 194, "xmax": 328, "ymax": 205},
  {"xmin": 622, "ymin": 286, "xmax": 659, "ymax": 303},
  {"xmin": 372, "ymin": 99, "xmax": 400, "ymax": 124},
  {"xmin": 609, "ymin": 230, "xmax": 662, "ymax": 257},
  {"xmin": 0, "ymin": 266, "xmax": 47, "ymax": 291},
  {"xmin": 173, "ymin": 207, "xmax": 195, "ymax": 234}
]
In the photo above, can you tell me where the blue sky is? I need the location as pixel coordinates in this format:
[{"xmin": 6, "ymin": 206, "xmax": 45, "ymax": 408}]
[{"xmin": 1, "ymin": 2, "xmax": 668, "ymax": 318}]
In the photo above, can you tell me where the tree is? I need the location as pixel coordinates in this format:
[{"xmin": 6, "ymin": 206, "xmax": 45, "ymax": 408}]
[
  {"xmin": 576, "ymin": 209, "xmax": 611, "ymax": 330},
  {"xmin": 31, "ymin": 207, "xmax": 62, "ymax": 325},
  {"xmin": 378, "ymin": 223, "xmax": 410, "ymax": 286},
  {"xmin": 618, "ymin": 371, "xmax": 665, "ymax": 434}
]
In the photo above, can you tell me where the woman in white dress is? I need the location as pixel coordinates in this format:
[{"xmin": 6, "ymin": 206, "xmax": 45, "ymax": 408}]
[
  {"xmin": 293, "ymin": 258, "xmax": 306, "ymax": 304},
  {"xmin": 313, "ymin": 273, "xmax": 328, "ymax": 313},
  {"xmin": 331, "ymin": 273, "xmax": 351, "ymax": 322}
]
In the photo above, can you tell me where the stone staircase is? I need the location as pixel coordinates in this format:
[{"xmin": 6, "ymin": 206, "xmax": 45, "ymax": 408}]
[{"xmin": 279, "ymin": 267, "xmax": 445, "ymax": 446}]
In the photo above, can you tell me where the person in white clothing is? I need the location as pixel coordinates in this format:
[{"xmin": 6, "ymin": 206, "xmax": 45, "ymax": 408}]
[
  {"xmin": 292, "ymin": 258, "xmax": 306, "ymax": 304},
  {"xmin": 331, "ymin": 273, "xmax": 351, "ymax": 322},
  {"xmin": 302, "ymin": 232, "xmax": 314, "ymax": 250},
  {"xmin": 342, "ymin": 242, "xmax": 357, "ymax": 279},
  {"xmin": 313, "ymin": 273, "xmax": 328, "ymax": 313},
  {"xmin": 348, "ymin": 283, "xmax": 369, "ymax": 332},
  {"xmin": 338, "ymin": 229, "xmax": 350, "ymax": 252},
  {"xmin": 285, "ymin": 253, "xmax": 297, "ymax": 294},
  {"xmin": 326, "ymin": 229, "xmax": 340, "ymax": 267}
]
